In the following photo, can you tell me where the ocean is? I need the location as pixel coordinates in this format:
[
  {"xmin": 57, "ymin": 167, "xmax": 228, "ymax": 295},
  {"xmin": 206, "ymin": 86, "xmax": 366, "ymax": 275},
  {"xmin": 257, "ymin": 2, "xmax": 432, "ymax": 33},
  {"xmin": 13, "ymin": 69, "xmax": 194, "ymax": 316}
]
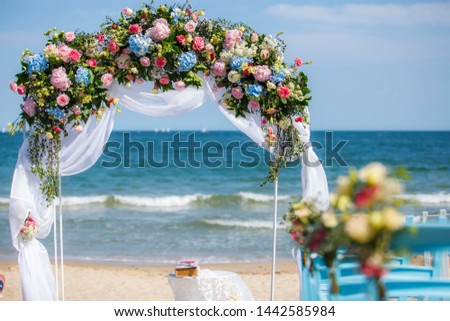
[{"xmin": 0, "ymin": 131, "xmax": 449, "ymax": 264}]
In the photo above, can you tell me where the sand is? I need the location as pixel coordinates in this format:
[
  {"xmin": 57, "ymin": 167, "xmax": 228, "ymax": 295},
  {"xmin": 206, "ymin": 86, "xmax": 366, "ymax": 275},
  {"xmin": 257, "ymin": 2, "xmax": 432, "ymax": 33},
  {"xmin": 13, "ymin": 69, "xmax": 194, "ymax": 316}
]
[{"xmin": 0, "ymin": 260, "xmax": 299, "ymax": 301}]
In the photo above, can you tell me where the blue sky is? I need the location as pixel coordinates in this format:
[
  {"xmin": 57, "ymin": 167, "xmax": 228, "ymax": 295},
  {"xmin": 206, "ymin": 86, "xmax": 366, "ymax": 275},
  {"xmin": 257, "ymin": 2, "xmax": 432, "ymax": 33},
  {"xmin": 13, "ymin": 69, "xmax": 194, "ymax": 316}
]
[{"xmin": 1, "ymin": 0, "xmax": 449, "ymax": 131}]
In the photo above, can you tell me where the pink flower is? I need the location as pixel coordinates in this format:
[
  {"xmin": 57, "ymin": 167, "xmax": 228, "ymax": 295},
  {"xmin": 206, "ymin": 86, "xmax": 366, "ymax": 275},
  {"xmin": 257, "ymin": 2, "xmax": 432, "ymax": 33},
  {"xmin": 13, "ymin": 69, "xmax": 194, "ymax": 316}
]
[
  {"xmin": 175, "ymin": 80, "xmax": 186, "ymax": 89},
  {"xmin": 125, "ymin": 74, "xmax": 135, "ymax": 82},
  {"xmin": 101, "ymin": 73, "xmax": 113, "ymax": 87},
  {"xmin": 277, "ymin": 86, "xmax": 291, "ymax": 99},
  {"xmin": 361, "ymin": 261, "xmax": 387, "ymax": 278},
  {"xmin": 43, "ymin": 44, "xmax": 58, "ymax": 56},
  {"xmin": 295, "ymin": 58, "xmax": 303, "ymax": 67},
  {"xmin": 192, "ymin": 36, "xmax": 205, "ymax": 51},
  {"xmin": 56, "ymin": 93, "xmax": 70, "ymax": 107},
  {"xmin": 129, "ymin": 24, "xmax": 141, "ymax": 34},
  {"xmin": 261, "ymin": 117, "xmax": 268, "ymax": 126},
  {"xmin": 51, "ymin": 67, "xmax": 71, "ymax": 91},
  {"xmin": 295, "ymin": 116, "xmax": 303, "ymax": 123},
  {"xmin": 176, "ymin": 34, "xmax": 186, "ymax": 45},
  {"xmin": 139, "ymin": 56, "xmax": 151, "ymax": 67},
  {"xmin": 122, "ymin": 48, "xmax": 131, "ymax": 55},
  {"xmin": 73, "ymin": 125, "xmax": 83, "ymax": 133},
  {"xmin": 155, "ymin": 57, "xmax": 167, "ymax": 68},
  {"xmin": 53, "ymin": 126, "xmax": 61, "ymax": 133},
  {"xmin": 65, "ymin": 31, "xmax": 75, "ymax": 42},
  {"xmin": 260, "ymin": 49, "xmax": 270, "ymax": 60},
  {"xmin": 69, "ymin": 50, "xmax": 82, "ymax": 62},
  {"xmin": 205, "ymin": 43, "xmax": 214, "ymax": 52},
  {"xmin": 192, "ymin": 11, "xmax": 199, "ymax": 22},
  {"xmin": 147, "ymin": 18, "xmax": 170, "ymax": 41},
  {"xmin": 212, "ymin": 59, "xmax": 226, "ymax": 77},
  {"xmin": 97, "ymin": 34, "xmax": 105, "ymax": 43},
  {"xmin": 115, "ymin": 54, "xmax": 131, "ymax": 69},
  {"xmin": 22, "ymin": 99, "xmax": 37, "ymax": 117},
  {"xmin": 17, "ymin": 85, "xmax": 26, "ymax": 95},
  {"xmin": 108, "ymin": 40, "xmax": 120, "ymax": 54},
  {"xmin": 87, "ymin": 59, "xmax": 97, "ymax": 67},
  {"xmin": 160, "ymin": 77, "xmax": 170, "ymax": 85},
  {"xmin": 248, "ymin": 100, "xmax": 260, "ymax": 110},
  {"xmin": 266, "ymin": 108, "xmax": 277, "ymax": 115},
  {"xmin": 122, "ymin": 7, "xmax": 133, "ymax": 16},
  {"xmin": 134, "ymin": 78, "xmax": 144, "ymax": 85},
  {"xmin": 184, "ymin": 20, "xmax": 197, "ymax": 33},
  {"xmin": 72, "ymin": 105, "xmax": 81, "ymax": 115},
  {"xmin": 57, "ymin": 44, "xmax": 72, "ymax": 63},
  {"xmin": 251, "ymin": 32, "xmax": 259, "ymax": 43},
  {"xmin": 224, "ymin": 29, "xmax": 242, "ymax": 49},
  {"xmin": 267, "ymin": 127, "xmax": 274, "ymax": 135},
  {"xmin": 254, "ymin": 65, "xmax": 272, "ymax": 82},
  {"xmin": 231, "ymin": 86, "xmax": 244, "ymax": 99},
  {"xmin": 9, "ymin": 81, "xmax": 17, "ymax": 92}
]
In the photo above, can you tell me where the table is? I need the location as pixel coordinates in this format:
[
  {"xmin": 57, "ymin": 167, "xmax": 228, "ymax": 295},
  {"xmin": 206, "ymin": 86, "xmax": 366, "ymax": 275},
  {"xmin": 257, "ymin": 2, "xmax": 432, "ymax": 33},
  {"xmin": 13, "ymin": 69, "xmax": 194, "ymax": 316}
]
[{"xmin": 168, "ymin": 269, "xmax": 254, "ymax": 301}]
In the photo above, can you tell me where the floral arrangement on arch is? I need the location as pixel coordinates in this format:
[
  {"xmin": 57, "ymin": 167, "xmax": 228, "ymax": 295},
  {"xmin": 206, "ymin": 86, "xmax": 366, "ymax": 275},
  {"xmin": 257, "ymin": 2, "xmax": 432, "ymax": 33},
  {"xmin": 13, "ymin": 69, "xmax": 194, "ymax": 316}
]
[
  {"xmin": 284, "ymin": 162, "xmax": 408, "ymax": 300},
  {"xmin": 8, "ymin": 1, "xmax": 312, "ymax": 203},
  {"xmin": 19, "ymin": 214, "xmax": 38, "ymax": 242}
]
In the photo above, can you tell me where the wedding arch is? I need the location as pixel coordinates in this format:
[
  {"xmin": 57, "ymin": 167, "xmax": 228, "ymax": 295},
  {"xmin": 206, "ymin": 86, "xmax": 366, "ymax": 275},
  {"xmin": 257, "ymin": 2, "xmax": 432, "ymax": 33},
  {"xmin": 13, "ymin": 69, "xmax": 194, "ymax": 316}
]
[{"xmin": 8, "ymin": 2, "xmax": 329, "ymax": 301}]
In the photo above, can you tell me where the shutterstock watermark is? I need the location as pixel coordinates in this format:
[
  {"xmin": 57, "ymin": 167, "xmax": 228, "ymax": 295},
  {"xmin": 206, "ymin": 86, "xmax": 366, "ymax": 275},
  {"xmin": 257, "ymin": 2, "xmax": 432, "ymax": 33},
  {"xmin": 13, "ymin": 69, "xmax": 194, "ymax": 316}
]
[{"xmin": 101, "ymin": 131, "xmax": 349, "ymax": 169}]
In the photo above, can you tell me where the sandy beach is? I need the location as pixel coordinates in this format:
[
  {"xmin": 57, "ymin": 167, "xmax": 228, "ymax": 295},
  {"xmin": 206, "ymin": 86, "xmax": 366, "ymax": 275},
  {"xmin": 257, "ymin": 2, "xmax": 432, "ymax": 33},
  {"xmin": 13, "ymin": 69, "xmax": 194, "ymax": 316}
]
[{"xmin": 0, "ymin": 260, "xmax": 299, "ymax": 301}]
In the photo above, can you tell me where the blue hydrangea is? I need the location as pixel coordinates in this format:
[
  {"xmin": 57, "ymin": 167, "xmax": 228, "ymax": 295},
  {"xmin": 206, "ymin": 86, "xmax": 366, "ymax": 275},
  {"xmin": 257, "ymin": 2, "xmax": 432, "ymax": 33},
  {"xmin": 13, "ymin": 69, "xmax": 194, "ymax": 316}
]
[
  {"xmin": 247, "ymin": 83, "xmax": 264, "ymax": 98},
  {"xmin": 269, "ymin": 69, "xmax": 287, "ymax": 85},
  {"xmin": 128, "ymin": 34, "xmax": 153, "ymax": 57},
  {"xmin": 178, "ymin": 51, "xmax": 197, "ymax": 72},
  {"xmin": 47, "ymin": 107, "xmax": 66, "ymax": 120},
  {"xmin": 170, "ymin": 8, "xmax": 183, "ymax": 23},
  {"xmin": 229, "ymin": 56, "xmax": 253, "ymax": 70},
  {"xmin": 75, "ymin": 67, "xmax": 91, "ymax": 86},
  {"xmin": 27, "ymin": 53, "xmax": 48, "ymax": 74}
]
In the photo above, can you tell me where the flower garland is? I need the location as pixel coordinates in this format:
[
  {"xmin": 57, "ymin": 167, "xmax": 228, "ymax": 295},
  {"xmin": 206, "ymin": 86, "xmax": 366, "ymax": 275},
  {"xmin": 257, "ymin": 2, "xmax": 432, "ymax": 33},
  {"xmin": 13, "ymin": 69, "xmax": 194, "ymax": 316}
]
[{"xmin": 9, "ymin": 2, "xmax": 312, "ymax": 203}]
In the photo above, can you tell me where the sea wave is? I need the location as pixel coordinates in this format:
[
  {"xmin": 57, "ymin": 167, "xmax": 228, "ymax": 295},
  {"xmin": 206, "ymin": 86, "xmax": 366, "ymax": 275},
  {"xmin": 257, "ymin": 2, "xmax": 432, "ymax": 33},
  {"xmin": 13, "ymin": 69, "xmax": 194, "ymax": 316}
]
[
  {"xmin": 200, "ymin": 219, "xmax": 285, "ymax": 230},
  {"xmin": 401, "ymin": 193, "xmax": 450, "ymax": 205}
]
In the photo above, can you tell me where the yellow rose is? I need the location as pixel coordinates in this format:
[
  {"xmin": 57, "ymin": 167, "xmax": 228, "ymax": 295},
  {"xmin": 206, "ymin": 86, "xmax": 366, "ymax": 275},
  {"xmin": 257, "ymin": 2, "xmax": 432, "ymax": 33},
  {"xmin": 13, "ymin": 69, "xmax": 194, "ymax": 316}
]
[
  {"xmin": 358, "ymin": 162, "xmax": 387, "ymax": 185},
  {"xmin": 382, "ymin": 207, "xmax": 404, "ymax": 231},
  {"xmin": 369, "ymin": 211, "xmax": 383, "ymax": 229},
  {"xmin": 345, "ymin": 214, "xmax": 375, "ymax": 244},
  {"xmin": 46, "ymin": 132, "xmax": 53, "ymax": 139}
]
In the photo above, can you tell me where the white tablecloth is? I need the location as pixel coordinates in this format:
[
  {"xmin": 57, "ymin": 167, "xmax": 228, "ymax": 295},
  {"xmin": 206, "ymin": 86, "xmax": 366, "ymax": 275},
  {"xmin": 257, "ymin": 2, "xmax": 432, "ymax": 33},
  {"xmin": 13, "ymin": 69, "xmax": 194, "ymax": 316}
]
[{"xmin": 168, "ymin": 269, "xmax": 254, "ymax": 301}]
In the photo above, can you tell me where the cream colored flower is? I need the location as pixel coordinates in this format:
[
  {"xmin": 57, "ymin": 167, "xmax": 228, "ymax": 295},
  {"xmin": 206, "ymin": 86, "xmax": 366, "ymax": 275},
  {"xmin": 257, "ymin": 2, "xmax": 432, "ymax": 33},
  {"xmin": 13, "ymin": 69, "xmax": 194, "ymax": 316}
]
[
  {"xmin": 336, "ymin": 195, "xmax": 351, "ymax": 211},
  {"xmin": 321, "ymin": 211, "xmax": 338, "ymax": 228},
  {"xmin": 294, "ymin": 208, "xmax": 311, "ymax": 219},
  {"xmin": 369, "ymin": 211, "xmax": 383, "ymax": 230},
  {"xmin": 382, "ymin": 207, "xmax": 404, "ymax": 231},
  {"xmin": 358, "ymin": 162, "xmax": 387, "ymax": 185},
  {"xmin": 337, "ymin": 176, "xmax": 352, "ymax": 195},
  {"xmin": 345, "ymin": 214, "xmax": 375, "ymax": 244}
]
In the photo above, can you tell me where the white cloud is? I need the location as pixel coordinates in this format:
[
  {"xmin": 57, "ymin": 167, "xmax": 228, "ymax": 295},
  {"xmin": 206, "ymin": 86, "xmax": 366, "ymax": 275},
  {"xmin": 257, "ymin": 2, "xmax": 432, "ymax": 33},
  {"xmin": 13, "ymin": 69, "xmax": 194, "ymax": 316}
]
[{"xmin": 268, "ymin": 2, "xmax": 450, "ymax": 26}]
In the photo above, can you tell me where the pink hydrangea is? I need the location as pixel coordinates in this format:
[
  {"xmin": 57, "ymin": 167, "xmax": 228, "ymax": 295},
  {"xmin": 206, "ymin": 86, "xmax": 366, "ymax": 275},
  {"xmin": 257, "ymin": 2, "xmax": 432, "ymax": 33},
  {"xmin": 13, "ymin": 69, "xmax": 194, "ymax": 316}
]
[
  {"xmin": 9, "ymin": 81, "xmax": 17, "ymax": 92},
  {"xmin": 184, "ymin": 20, "xmax": 197, "ymax": 33},
  {"xmin": 254, "ymin": 65, "xmax": 272, "ymax": 82},
  {"xmin": 175, "ymin": 80, "xmax": 186, "ymax": 89},
  {"xmin": 192, "ymin": 36, "xmax": 205, "ymax": 51},
  {"xmin": 231, "ymin": 87, "xmax": 244, "ymax": 99},
  {"xmin": 147, "ymin": 18, "xmax": 170, "ymax": 41},
  {"xmin": 65, "ymin": 31, "xmax": 75, "ymax": 42},
  {"xmin": 22, "ymin": 99, "xmax": 37, "ymax": 117},
  {"xmin": 56, "ymin": 93, "xmax": 70, "ymax": 107},
  {"xmin": 139, "ymin": 56, "xmax": 151, "ymax": 67},
  {"xmin": 57, "ymin": 44, "xmax": 72, "ymax": 63},
  {"xmin": 248, "ymin": 100, "xmax": 260, "ymax": 110},
  {"xmin": 224, "ymin": 29, "xmax": 242, "ymax": 49},
  {"xmin": 50, "ymin": 67, "xmax": 71, "ymax": 91},
  {"xmin": 115, "ymin": 54, "xmax": 131, "ymax": 69},
  {"xmin": 101, "ymin": 73, "xmax": 113, "ymax": 87},
  {"xmin": 212, "ymin": 59, "xmax": 226, "ymax": 77},
  {"xmin": 277, "ymin": 86, "xmax": 291, "ymax": 99}
]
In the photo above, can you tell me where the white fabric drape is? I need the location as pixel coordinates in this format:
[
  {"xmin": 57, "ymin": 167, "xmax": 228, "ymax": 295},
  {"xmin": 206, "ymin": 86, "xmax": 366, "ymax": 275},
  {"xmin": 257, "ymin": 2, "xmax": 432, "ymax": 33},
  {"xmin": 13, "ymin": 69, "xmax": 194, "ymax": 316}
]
[{"xmin": 9, "ymin": 76, "xmax": 328, "ymax": 300}]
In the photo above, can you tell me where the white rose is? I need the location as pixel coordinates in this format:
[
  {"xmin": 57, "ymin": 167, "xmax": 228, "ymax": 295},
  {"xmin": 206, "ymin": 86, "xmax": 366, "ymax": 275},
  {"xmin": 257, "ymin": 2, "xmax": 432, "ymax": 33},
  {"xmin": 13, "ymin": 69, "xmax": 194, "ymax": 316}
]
[
  {"xmin": 227, "ymin": 71, "xmax": 241, "ymax": 83},
  {"xmin": 321, "ymin": 211, "xmax": 338, "ymax": 228},
  {"xmin": 345, "ymin": 214, "xmax": 375, "ymax": 244},
  {"xmin": 382, "ymin": 207, "xmax": 404, "ymax": 231},
  {"xmin": 359, "ymin": 162, "xmax": 387, "ymax": 185}
]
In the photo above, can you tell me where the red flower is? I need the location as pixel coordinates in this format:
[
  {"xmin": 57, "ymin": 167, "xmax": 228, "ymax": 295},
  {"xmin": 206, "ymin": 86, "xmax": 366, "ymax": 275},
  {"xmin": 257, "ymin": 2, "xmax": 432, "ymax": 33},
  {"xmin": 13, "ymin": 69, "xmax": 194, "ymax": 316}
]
[
  {"xmin": 155, "ymin": 57, "xmax": 167, "ymax": 68},
  {"xmin": 192, "ymin": 36, "xmax": 205, "ymax": 51},
  {"xmin": 295, "ymin": 116, "xmax": 303, "ymax": 123},
  {"xmin": 277, "ymin": 86, "xmax": 291, "ymax": 99},
  {"xmin": 210, "ymin": 53, "xmax": 215, "ymax": 60},
  {"xmin": 17, "ymin": 85, "xmax": 26, "ymax": 95},
  {"xmin": 176, "ymin": 34, "xmax": 186, "ymax": 45},
  {"xmin": 129, "ymin": 24, "xmax": 141, "ymax": 34},
  {"xmin": 52, "ymin": 126, "xmax": 61, "ymax": 133},
  {"xmin": 97, "ymin": 34, "xmax": 105, "ymax": 43},
  {"xmin": 87, "ymin": 59, "xmax": 97, "ymax": 67},
  {"xmin": 355, "ymin": 186, "xmax": 378, "ymax": 208},
  {"xmin": 107, "ymin": 98, "xmax": 114, "ymax": 106},
  {"xmin": 108, "ymin": 40, "xmax": 120, "ymax": 54},
  {"xmin": 308, "ymin": 228, "xmax": 327, "ymax": 252},
  {"xmin": 186, "ymin": 9, "xmax": 192, "ymax": 15},
  {"xmin": 361, "ymin": 261, "xmax": 387, "ymax": 278},
  {"xmin": 295, "ymin": 58, "xmax": 303, "ymax": 67},
  {"xmin": 112, "ymin": 24, "xmax": 117, "ymax": 29},
  {"xmin": 69, "ymin": 50, "xmax": 81, "ymax": 62}
]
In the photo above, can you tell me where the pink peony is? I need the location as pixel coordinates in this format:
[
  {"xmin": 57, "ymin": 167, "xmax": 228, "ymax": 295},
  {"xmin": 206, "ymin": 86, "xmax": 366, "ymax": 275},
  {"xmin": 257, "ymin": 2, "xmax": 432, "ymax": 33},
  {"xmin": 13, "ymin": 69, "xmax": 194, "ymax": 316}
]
[
  {"xmin": 17, "ymin": 85, "xmax": 26, "ymax": 95},
  {"xmin": 22, "ymin": 99, "xmax": 37, "ymax": 117},
  {"xmin": 122, "ymin": 48, "xmax": 131, "ymax": 55},
  {"xmin": 69, "ymin": 50, "xmax": 82, "ymax": 62},
  {"xmin": 134, "ymin": 78, "xmax": 144, "ymax": 85},
  {"xmin": 65, "ymin": 31, "xmax": 75, "ymax": 42},
  {"xmin": 9, "ymin": 81, "xmax": 17, "ymax": 92},
  {"xmin": 97, "ymin": 34, "xmax": 105, "ymax": 43},
  {"xmin": 231, "ymin": 86, "xmax": 244, "ymax": 99},
  {"xmin": 129, "ymin": 24, "xmax": 141, "ymax": 34},
  {"xmin": 51, "ymin": 67, "xmax": 71, "ymax": 91},
  {"xmin": 57, "ymin": 44, "xmax": 72, "ymax": 63},
  {"xmin": 295, "ymin": 58, "xmax": 303, "ymax": 67},
  {"xmin": 72, "ymin": 105, "xmax": 81, "ymax": 115},
  {"xmin": 122, "ymin": 7, "xmax": 133, "ymax": 16},
  {"xmin": 147, "ymin": 18, "xmax": 170, "ymax": 41},
  {"xmin": 254, "ymin": 65, "xmax": 272, "ymax": 82},
  {"xmin": 260, "ymin": 49, "xmax": 270, "ymax": 60},
  {"xmin": 205, "ymin": 43, "xmax": 214, "ymax": 52},
  {"xmin": 56, "ymin": 93, "xmax": 70, "ymax": 107},
  {"xmin": 101, "ymin": 73, "xmax": 113, "ymax": 87},
  {"xmin": 139, "ymin": 56, "xmax": 151, "ymax": 67},
  {"xmin": 108, "ymin": 40, "xmax": 120, "ymax": 54},
  {"xmin": 176, "ymin": 34, "xmax": 186, "ymax": 45},
  {"xmin": 192, "ymin": 36, "xmax": 205, "ymax": 51},
  {"xmin": 44, "ymin": 44, "xmax": 58, "ymax": 56},
  {"xmin": 251, "ymin": 32, "xmax": 259, "ymax": 43},
  {"xmin": 160, "ymin": 77, "xmax": 170, "ymax": 85},
  {"xmin": 155, "ymin": 57, "xmax": 167, "ymax": 68},
  {"xmin": 175, "ymin": 80, "xmax": 186, "ymax": 89},
  {"xmin": 224, "ymin": 29, "xmax": 242, "ymax": 49},
  {"xmin": 212, "ymin": 59, "xmax": 226, "ymax": 77},
  {"xmin": 184, "ymin": 20, "xmax": 197, "ymax": 33},
  {"xmin": 115, "ymin": 54, "xmax": 131, "ymax": 69},
  {"xmin": 87, "ymin": 59, "xmax": 97, "ymax": 67},
  {"xmin": 73, "ymin": 125, "xmax": 83, "ymax": 133},
  {"xmin": 248, "ymin": 100, "xmax": 260, "ymax": 110},
  {"xmin": 277, "ymin": 86, "xmax": 291, "ymax": 99}
]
